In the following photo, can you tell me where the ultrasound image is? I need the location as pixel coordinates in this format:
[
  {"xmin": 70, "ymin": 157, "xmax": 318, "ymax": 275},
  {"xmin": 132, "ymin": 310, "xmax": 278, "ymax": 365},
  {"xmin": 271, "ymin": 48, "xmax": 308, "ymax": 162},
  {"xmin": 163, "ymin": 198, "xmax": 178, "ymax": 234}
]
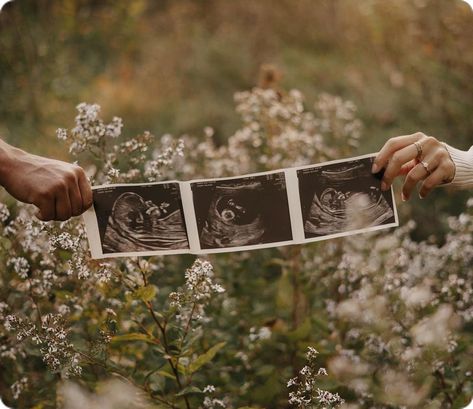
[
  {"xmin": 93, "ymin": 184, "xmax": 189, "ymax": 253},
  {"xmin": 191, "ymin": 173, "xmax": 293, "ymax": 249},
  {"xmin": 297, "ymin": 157, "xmax": 395, "ymax": 238}
]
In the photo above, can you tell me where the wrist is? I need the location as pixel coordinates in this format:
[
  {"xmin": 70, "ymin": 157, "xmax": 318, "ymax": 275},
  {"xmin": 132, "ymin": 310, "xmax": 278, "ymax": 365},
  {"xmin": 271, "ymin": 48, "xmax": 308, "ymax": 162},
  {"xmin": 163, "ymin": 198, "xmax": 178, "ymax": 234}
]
[
  {"xmin": 443, "ymin": 144, "xmax": 473, "ymax": 190},
  {"xmin": 0, "ymin": 139, "xmax": 24, "ymax": 186}
]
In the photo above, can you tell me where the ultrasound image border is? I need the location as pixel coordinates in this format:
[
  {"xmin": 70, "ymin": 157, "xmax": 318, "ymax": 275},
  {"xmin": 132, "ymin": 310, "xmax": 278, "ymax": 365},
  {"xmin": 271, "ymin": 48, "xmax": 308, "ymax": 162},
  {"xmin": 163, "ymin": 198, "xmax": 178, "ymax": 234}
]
[
  {"xmin": 83, "ymin": 180, "xmax": 191, "ymax": 259},
  {"xmin": 291, "ymin": 153, "xmax": 399, "ymax": 244},
  {"xmin": 83, "ymin": 153, "xmax": 399, "ymax": 259},
  {"xmin": 187, "ymin": 171, "xmax": 294, "ymax": 252}
]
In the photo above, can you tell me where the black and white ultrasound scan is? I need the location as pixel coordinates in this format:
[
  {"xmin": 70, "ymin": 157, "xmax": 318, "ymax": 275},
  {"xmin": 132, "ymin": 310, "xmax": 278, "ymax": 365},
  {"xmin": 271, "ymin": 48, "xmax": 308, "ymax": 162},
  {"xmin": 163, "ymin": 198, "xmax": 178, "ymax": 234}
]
[
  {"xmin": 297, "ymin": 156, "xmax": 396, "ymax": 239},
  {"xmin": 191, "ymin": 172, "xmax": 293, "ymax": 250},
  {"xmin": 92, "ymin": 183, "xmax": 189, "ymax": 255}
]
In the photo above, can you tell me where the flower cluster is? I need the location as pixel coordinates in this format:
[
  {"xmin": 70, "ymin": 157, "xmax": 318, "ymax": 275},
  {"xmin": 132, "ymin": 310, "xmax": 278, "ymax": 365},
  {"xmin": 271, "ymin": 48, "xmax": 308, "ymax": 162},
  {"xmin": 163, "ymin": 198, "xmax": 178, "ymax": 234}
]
[
  {"xmin": 3, "ymin": 313, "xmax": 81, "ymax": 377},
  {"xmin": 0, "ymin": 202, "xmax": 10, "ymax": 222},
  {"xmin": 57, "ymin": 103, "xmax": 123, "ymax": 155},
  {"xmin": 288, "ymin": 347, "xmax": 344, "ymax": 408},
  {"xmin": 201, "ymin": 385, "xmax": 227, "ymax": 409},
  {"xmin": 10, "ymin": 377, "xmax": 28, "ymax": 400},
  {"xmin": 181, "ymin": 88, "xmax": 361, "ymax": 180},
  {"xmin": 37, "ymin": 313, "xmax": 82, "ymax": 377},
  {"xmin": 169, "ymin": 258, "xmax": 225, "ymax": 326},
  {"xmin": 144, "ymin": 135, "xmax": 184, "ymax": 181},
  {"xmin": 7, "ymin": 256, "xmax": 30, "ymax": 279}
]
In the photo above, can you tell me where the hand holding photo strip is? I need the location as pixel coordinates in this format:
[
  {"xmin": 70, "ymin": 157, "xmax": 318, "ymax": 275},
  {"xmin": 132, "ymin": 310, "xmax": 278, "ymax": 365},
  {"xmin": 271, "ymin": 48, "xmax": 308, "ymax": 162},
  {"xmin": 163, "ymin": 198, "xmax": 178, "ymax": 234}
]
[{"xmin": 83, "ymin": 154, "xmax": 398, "ymax": 259}]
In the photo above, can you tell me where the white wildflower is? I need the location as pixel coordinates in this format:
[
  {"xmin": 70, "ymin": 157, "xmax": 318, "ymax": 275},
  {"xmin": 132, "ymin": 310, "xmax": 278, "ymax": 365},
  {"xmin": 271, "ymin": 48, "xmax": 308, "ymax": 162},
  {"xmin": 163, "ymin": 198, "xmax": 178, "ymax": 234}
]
[
  {"xmin": 203, "ymin": 385, "xmax": 216, "ymax": 393},
  {"xmin": 8, "ymin": 257, "xmax": 30, "ymax": 279},
  {"xmin": 11, "ymin": 377, "xmax": 28, "ymax": 400},
  {"xmin": 0, "ymin": 202, "xmax": 10, "ymax": 222}
]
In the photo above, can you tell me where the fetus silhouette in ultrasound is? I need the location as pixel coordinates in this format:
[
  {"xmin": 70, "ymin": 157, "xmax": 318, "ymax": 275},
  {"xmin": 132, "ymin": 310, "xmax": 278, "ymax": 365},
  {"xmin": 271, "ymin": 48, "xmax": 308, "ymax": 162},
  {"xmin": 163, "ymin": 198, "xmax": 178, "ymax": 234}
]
[
  {"xmin": 300, "ymin": 159, "xmax": 395, "ymax": 237},
  {"xmin": 200, "ymin": 184, "xmax": 265, "ymax": 248},
  {"xmin": 102, "ymin": 192, "xmax": 188, "ymax": 253}
]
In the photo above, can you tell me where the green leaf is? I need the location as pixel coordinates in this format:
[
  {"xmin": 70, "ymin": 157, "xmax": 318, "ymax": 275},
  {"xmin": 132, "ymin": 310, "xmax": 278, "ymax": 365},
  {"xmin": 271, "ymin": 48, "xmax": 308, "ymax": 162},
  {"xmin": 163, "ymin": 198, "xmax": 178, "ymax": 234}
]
[
  {"xmin": 157, "ymin": 370, "xmax": 175, "ymax": 380},
  {"xmin": 133, "ymin": 285, "xmax": 157, "ymax": 302},
  {"xmin": 251, "ymin": 372, "xmax": 281, "ymax": 403},
  {"xmin": 187, "ymin": 341, "xmax": 226, "ymax": 374},
  {"xmin": 269, "ymin": 257, "xmax": 289, "ymax": 267},
  {"xmin": 111, "ymin": 333, "xmax": 155, "ymax": 343},
  {"xmin": 175, "ymin": 386, "xmax": 202, "ymax": 397},
  {"xmin": 286, "ymin": 318, "xmax": 312, "ymax": 342},
  {"xmin": 0, "ymin": 237, "xmax": 11, "ymax": 250}
]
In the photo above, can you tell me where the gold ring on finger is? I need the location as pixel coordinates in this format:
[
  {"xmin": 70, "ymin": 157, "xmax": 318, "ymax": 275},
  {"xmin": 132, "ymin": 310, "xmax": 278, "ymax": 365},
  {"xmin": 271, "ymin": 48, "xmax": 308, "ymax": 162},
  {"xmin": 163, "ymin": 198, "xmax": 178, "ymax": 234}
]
[
  {"xmin": 420, "ymin": 161, "xmax": 432, "ymax": 176},
  {"xmin": 414, "ymin": 141, "xmax": 423, "ymax": 160}
]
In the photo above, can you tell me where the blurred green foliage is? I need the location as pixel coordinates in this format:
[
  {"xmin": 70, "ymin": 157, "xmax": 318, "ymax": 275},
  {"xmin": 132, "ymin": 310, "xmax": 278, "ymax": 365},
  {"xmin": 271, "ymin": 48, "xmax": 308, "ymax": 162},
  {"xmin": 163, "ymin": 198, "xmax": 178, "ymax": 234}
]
[{"xmin": 1, "ymin": 0, "xmax": 472, "ymax": 153}]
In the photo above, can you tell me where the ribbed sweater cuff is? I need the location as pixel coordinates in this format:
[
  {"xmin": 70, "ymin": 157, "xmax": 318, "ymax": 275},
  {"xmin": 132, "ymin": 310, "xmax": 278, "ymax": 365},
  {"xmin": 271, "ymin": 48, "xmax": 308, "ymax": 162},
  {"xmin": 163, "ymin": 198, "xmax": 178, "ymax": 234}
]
[{"xmin": 443, "ymin": 144, "xmax": 473, "ymax": 190}]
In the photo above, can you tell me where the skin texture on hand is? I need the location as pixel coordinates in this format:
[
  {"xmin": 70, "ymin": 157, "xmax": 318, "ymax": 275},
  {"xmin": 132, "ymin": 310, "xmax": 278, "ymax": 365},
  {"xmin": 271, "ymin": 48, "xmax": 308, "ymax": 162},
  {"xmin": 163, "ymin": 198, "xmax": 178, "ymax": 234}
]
[
  {"xmin": 372, "ymin": 132, "xmax": 455, "ymax": 200},
  {"xmin": 0, "ymin": 139, "xmax": 93, "ymax": 221},
  {"xmin": 372, "ymin": 132, "xmax": 456, "ymax": 200}
]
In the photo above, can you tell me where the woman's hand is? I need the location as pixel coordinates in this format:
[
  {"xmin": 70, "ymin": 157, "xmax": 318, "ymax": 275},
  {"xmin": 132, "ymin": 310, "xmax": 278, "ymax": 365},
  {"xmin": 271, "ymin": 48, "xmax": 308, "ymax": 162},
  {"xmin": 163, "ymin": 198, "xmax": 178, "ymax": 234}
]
[
  {"xmin": 0, "ymin": 140, "xmax": 93, "ymax": 221},
  {"xmin": 372, "ymin": 132, "xmax": 456, "ymax": 200}
]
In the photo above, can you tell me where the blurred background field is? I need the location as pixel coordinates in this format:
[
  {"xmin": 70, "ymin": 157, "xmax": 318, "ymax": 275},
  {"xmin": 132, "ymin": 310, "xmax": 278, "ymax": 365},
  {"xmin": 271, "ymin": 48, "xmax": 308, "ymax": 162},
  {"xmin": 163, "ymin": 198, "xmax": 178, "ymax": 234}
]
[
  {"xmin": 1, "ymin": 0, "xmax": 473, "ymax": 238},
  {"xmin": 1, "ymin": 2, "xmax": 473, "ymax": 408}
]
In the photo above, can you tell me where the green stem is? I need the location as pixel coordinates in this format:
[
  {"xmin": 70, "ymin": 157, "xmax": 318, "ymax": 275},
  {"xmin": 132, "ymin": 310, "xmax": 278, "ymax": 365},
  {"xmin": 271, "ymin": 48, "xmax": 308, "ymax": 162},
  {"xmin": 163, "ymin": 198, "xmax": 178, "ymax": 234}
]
[{"xmin": 135, "ymin": 261, "xmax": 191, "ymax": 409}]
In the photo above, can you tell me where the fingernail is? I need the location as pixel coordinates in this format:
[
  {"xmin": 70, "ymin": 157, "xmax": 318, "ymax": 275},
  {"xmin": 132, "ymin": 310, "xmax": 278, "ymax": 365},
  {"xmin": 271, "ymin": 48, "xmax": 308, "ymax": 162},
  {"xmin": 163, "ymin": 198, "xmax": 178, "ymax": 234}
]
[
  {"xmin": 401, "ymin": 192, "xmax": 407, "ymax": 202},
  {"xmin": 372, "ymin": 163, "xmax": 379, "ymax": 173},
  {"xmin": 381, "ymin": 181, "xmax": 388, "ymax": 191}
]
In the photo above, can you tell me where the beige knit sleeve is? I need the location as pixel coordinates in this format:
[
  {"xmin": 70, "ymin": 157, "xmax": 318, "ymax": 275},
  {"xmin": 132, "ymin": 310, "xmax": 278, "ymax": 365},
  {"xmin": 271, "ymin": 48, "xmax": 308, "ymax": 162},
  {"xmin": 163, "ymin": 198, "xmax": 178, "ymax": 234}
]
[{"xmin": 443, "ymin": 144, "xmax": 473, "ymax": 190}]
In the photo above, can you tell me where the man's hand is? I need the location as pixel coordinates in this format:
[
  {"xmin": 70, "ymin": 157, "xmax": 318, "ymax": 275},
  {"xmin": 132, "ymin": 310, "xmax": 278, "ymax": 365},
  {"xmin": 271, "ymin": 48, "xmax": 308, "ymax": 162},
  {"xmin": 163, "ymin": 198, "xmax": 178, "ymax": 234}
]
[{"xmin": 0, "ymin": 140, "xmax": 93, "ymax": 221}]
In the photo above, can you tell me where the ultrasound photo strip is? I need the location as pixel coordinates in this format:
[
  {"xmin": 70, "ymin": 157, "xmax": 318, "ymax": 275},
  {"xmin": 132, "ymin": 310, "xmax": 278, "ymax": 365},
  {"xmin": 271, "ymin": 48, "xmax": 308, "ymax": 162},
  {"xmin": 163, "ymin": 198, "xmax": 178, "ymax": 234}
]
[{"xmin": 83, "ymin": 153, "xmax": 399, "ymax": 259}]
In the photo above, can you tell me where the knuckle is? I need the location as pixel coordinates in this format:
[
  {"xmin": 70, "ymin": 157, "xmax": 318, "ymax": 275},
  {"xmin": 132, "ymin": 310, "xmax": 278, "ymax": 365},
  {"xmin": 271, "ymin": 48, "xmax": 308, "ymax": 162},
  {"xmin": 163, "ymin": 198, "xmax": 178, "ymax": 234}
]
[
  {"xmin": 39, "ymin": 189, "xmax": 54, "ymax": 201},
  {"xmin": 391, "ymin": 152, "xmax": 401, "ymax": 165},
  {"xmin": 425, "ymin": 136, "xmax": 438, "ymax": 146},
  {"xmin": 55, "ymin": 180, "xmax": 68, "ymax": 191},
  {"xmin": 433, "ymin": 149, "xmax": 445, "ymax": 161},
  {"xmin": 385, "ymin": 138, "xmax": 396, "ymax": 148},
  {"xmin": 414, "ymin": 131, "xmax": 425, "ymax": 139},
  {"xmin": 73, "ymin": 165, "xmax": 85, "ymax": 177},
  {"xmin": 64, "ymin": 171, "xmax": 77, "ymax": 184}
]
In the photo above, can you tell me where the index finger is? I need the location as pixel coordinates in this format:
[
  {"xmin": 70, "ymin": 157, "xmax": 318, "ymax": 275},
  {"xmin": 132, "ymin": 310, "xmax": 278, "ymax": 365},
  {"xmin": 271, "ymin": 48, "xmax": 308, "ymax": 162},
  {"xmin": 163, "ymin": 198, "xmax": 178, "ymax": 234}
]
[{"xmin": 372, "ymin": 133, "xmax": 424, "ymax": 173}]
